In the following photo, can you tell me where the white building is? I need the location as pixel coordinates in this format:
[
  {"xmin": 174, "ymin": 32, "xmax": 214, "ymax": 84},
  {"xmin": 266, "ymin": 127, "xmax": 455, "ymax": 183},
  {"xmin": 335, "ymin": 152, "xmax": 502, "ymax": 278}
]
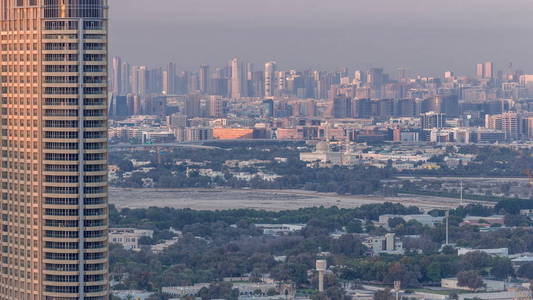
[
  {"xmin": 457, "ymin": 248, "xmax": 509, "ymax": 257},
  {"xmin": 299, "ymin": 151, "xmax": 342, "ymax": 165},
  {"xmin": 109, "ymin": 228, "xmax": 154, "ymax": 251},
  {"xmin": 254, "ymin": 224, "xmax": 306, "ymax": 235},
  {"xmin": 363, "ymin": 233, "xmax": 404, "ymax": 255},
  {"xmin": 457, "ymin": 289, "xmax": 532, "ymax": 300},
  {"xmin": 378, "ymin": 214, "xmax": 444, "ymax": 228},
  {"xmin": 441, "ymin": 278, "xmax": 505, "ymax": 292},
  {"xmin": 151, "ymin": 237, "xmax": 180, "ymax": 254}
]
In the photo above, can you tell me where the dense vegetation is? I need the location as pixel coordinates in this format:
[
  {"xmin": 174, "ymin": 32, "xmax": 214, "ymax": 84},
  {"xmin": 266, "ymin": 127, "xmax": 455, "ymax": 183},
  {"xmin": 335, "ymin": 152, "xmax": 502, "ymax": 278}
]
[
  {"xmin": 400, "ymin": 145, "xmax": 533, "ymax": 177},
  {"xmin": 110, "ymin": 201, "xmax": 533, "ymax": 299},
  {"xmin": 110, "ymin": 142, "xmax": 392, "ymax": 195}
]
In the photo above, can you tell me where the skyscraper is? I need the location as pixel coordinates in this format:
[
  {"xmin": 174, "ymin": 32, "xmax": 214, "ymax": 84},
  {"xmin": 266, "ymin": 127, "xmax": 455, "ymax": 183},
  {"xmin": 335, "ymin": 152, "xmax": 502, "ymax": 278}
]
[
  {"xmin": 121, "ymin": 61, "xmax": 131, "ymax": 94},
  {"xmin": 0, "ymin": 0, "xmax": 109, "ymax": 299},
  {"xmin": 230, "ymin": 58, "xmax": 241, "ymax": 99},
  {"xmin": 476, "ymin": 61, "xmax": 494, "ymax": 80},
  {"xmin": 264, "ymin": 61, "xmax": 277, "ymax": 98},
  {"xmin": 229, "ymin": 58, "xmax": 249, "ymax": 99},
  {"xmin": 199, "ymin": 64, "xmax": 210, "ymax": 94},
  {"xmin": 484, "ymin": 61, "xmax": 494, "ymax": 80},
  {"xmin": 137, "ymin": 66, "xmax": 147, "ymax": 95},
  {"xmin": 166, "ymin": 62, "xmax": 176, "ymax": 95},
  {"xmin": 112, "ymin": 56, "xmax": 122, "ymax": 95},
  {"xmin": 476, "ymin": 63, "xmax": 484, "ymax": 79}
]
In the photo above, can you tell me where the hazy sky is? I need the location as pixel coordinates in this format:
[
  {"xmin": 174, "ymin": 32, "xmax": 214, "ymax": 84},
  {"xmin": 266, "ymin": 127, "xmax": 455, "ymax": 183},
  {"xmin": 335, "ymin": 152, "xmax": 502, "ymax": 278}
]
[{"xmin": 109, "ymin": 0, "xmax": 533, "ymax": 76}]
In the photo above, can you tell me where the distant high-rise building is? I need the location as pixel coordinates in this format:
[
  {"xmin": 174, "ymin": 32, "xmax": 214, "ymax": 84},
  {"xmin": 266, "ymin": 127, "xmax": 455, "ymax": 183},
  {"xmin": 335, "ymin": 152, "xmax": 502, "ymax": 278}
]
[
  {"xmin": 421, "ymin": 112, "xmax": 446, "ymax": 129},
  {"xmin": 277, "ymin": 71, "xmax": 287, "ymax": 95},
  {"xmin": 231, "ymin": 58, "xmax": 241, "ymax": 98},
  {"xmin": 484, "ymin": 61, "xmax": 494, "ymax": 80},
  {"xmin": 440, "ymin": 95, "xmax": 460, "ymax": 117},
  {"xmin": 354, "ymin": 70, "xmax": 366, "ymax": 83},
  {"xmin": 265, "ymin": 61, "xmax": 277, "ymax": 97},
  {"xmin": 393, "ymin": 99, "xmax": 416, "ymax": 117},
  {"xmin": 167, "ymin": 63, "xmax": 177, "ymax": 94},
  {"xmin": 252, "ymin": 71, "xmax": 265, "ymax": 97},
  {"xmin": 162, "ymin": 70, "xmax": 169, "ymax": 94},
  {"xmin": 476, "ymin": 63, "xmax": 484, "ymax": 79},
  {"xmin": 133, "ymin": 95, "xmax": 142, "ymax": 115},
  {"xmin": 353, "ymin": 98, "xmax": 373, "ymax": 118},
  {"xmin": 485, "ymin": 112, "xmax": 520, "ymax": 140},
  {"xmin": 331, "ymin": 95, "xmax": 352, "ymax": 118},
  {"xmin": 444, "ymin": 71, "xmax": 454, "ymax": 80},
  {"xmin": 130, "ymin": 65, "xmax": 139, "ymax": 95},
  {"xmin": 112, "ymin": 56, "xmax": 123, "ymax": 95},
  {"xmin": 0, "ymin": 1, "xmax": 109, "ymax": 298},
  {"xmin": 476, "ymin": 61, "xmax": 494, "ymax": 80},
  {"xmin": 138, "ymin": 66, "xmax": 147, "ymax": 94},
  {"xmin": 199, "ymin": 64, "xmax": 210, "ymax": 94},
  {"xmin": 121, "ymin": 61, "xmax": 131, "ymax": 94},
  {"xmin": 113, "ymin": 95, "xmax": 130, "ymax": 119},
  {"xmin": 207, "ymin": 96, "xmax": 225, "ymax": 117},
  {"xmin": 397, "ymin": 68, "xmax": 408, "ymax": 82},
  {"xmin": 367, "ymin": 68, "xmax": 384, "ymax": 98},
  {"xmin": 185, "ymin": 95, "xmax": 202, "ymax": 117},
  {"xmin": 262, "ymin": 99, "xmax": 274, "ymax": 117}
]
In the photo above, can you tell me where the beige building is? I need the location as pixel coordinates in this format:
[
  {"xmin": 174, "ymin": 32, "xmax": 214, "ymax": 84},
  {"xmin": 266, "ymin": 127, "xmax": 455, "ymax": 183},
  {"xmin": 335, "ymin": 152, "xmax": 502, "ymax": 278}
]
[
  {"xmin": 109, "ymin": 228, "xmax": 153, "ymax": 251},
  {"xmin": 0, "ymin": 0, "xmax": 109, "ymax": 299},
  {"xmin": 363, "ymin": 233, "xmax": 404, "ymax": 255}
]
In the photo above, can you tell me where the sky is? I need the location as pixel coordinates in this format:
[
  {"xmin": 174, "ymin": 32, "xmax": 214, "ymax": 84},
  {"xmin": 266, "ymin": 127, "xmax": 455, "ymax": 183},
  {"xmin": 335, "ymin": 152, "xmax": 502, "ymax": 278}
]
[{"xmin": 109, "ymin": 0, "xmax": 533, "ymax": 76}]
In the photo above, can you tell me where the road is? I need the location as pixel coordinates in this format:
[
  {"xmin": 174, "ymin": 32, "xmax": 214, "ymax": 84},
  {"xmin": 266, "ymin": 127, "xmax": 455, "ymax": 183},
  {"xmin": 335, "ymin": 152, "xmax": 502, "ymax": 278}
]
[
  {"xmin": 109, "ymin": 187, "xmax": 494, "ymax": 212},
  {"xmin": 397, "ymin": 175, "xmax": 529, "ymax": 182}
]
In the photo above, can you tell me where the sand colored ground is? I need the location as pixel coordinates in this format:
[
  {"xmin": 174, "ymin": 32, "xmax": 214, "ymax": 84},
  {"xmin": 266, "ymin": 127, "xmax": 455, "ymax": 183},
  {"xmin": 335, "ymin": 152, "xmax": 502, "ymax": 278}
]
[{"xmin": 110, "ymin": 188, "xmax": 493, "ymax": 211}]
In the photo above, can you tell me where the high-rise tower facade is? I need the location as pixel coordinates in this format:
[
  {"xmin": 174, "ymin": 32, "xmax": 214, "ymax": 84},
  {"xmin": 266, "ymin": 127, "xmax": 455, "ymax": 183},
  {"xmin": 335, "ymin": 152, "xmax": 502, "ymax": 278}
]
[
  {"xmin": 230, "ymin": 58, "xmax": 241, "ymax": 99},
  {"xmin": 0, "ymin": 0, "xmax": 109, "ymax": 299},
  {"xmin": 264, "ymin": 61, "xmax": 276, "ymax": 98}
]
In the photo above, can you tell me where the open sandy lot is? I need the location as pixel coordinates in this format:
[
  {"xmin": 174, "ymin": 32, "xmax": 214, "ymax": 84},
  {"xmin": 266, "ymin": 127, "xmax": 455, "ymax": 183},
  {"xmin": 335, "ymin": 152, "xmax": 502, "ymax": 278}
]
[{"xmin": 109, "ymin": 188, "xmax": 493, "ymax": 211}]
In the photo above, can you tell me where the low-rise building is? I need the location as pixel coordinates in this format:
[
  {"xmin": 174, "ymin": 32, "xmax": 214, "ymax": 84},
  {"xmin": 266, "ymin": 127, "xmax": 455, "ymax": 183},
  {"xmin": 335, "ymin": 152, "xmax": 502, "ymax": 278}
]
[
  {"xmin": 151, "ymin": 237, "xmax": 180, "ymax": 254},
  {"xmin": 378, "ymin": 214, "xmax": 444, "ymax": 228},
  {"xmin": 363, "ymin": 233, "xmax": 404, "ymax": 255},
  {"xmin": 457, "ymin": 289, "xmax": 532, "ymax": 300},
  {"xmin": 163, "ymin": 283, "xmax": 280, "ymax": 298},
  {"xmin": 457, "ymin": 247, "xmax": 509, "ymax": 257},
  {"xmin": 511, "ymin": 256, "xmax": 533, "ymax": 269},
  {"xmin": 109, "ymin": 228, "xmax": 154, "ymax": 251},
  {"xmin": 461, "ymin": 215, "xmax": 505, "ymax": 228},
  {"xmin": 254, "ymin": 224, "xmax": 306, "ymax": 235},
  {"xmin": 112, "ymin": 290, "xmax": 154, "ymax": 300},
  {"xmin": 441, "ymin": 278, "xmax": 505, "ymax": 292}
]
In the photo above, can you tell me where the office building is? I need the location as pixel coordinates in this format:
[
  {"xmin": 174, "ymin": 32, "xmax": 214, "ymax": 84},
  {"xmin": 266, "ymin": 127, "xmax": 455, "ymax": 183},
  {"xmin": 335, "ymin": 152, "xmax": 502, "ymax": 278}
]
[
  {"xmin": 0, "ymin": 0, "xmax": 109, "ymax": 299},
  {"xmin": 120, "ymin": 61, "xmax": 130, "ymax": 94},
  {"xmin": 199, "ymin": 64, "xmax": 209, "ymax": 94},
  {"xmin": 207, "ymin": 96, "xmax": 225, "ymax": 118},
  {"xmin": 485, "ymin": 112, "xmax": 520, "ymax": 141},
  {"xmin": 111, "ymin": 56, "xmax": 122, "ymax": 95},
  {"xmin": 230, "ymin": 58, "xmax": 248, "ymax": 99},
  {"xmin": 262, "ymin": 99, "xmax": 274, "ymax": 118},
  {"xmin": 421, "ymin": 112, "xmax": 446, "ymax": 129},
  {"xmin": 331, "ymin": 95, "xmax": 352, "ymax": 118},
  {"xmin": 476, "ymin": 61, "xmax": 494, "ymax": 80},
  {"xmin": 264, "ymin": 61, "xmax": 277, "ymax": 98}
]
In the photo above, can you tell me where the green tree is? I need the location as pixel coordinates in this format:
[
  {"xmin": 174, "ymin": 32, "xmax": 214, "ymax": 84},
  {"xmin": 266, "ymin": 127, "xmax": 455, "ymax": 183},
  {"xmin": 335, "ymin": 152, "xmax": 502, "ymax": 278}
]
[
  {"xmin": 426, "ymin": 262, "xmax": 442, "ymax": 282},
  {"xmin": 517, "ymin": 263, "xmax": 533, "ymax": 279},
  {"xmin": 457, "ymin": 271, "xmax": 485, "ymax": 291},
  {"xmin": 490, "ymin": 258, "xmax": 514, "ymax": 279}
]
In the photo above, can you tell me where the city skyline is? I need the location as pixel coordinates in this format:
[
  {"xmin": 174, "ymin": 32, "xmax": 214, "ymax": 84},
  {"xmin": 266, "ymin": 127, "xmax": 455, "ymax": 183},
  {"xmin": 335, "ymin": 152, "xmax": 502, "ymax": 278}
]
[{"xmin": 109, "ymin": 0, "xmax": 533, "ymax": 75}]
